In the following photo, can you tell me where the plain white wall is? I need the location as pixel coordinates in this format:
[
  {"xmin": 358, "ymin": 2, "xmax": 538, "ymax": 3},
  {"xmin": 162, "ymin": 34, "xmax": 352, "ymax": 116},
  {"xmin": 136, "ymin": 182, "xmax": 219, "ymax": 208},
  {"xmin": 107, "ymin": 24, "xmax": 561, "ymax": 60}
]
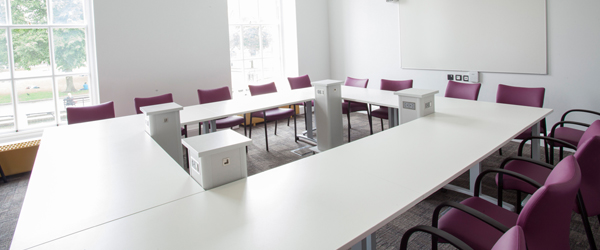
[
  {"xmin": 295, "ymin": 0, "xmax": 331, "ymax": 81},
  {"xmin": 93, "ymin": 0, "xmax": 232, "ymax": 116},
  {"xmin": 328, "ymin": 0, "xmax": 600, "ymax": 127}
]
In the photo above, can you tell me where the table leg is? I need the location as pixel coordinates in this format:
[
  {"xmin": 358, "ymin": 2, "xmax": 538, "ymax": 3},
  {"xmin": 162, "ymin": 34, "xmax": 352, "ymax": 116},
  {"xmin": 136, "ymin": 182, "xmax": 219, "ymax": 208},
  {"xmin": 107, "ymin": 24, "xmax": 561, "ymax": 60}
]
[
  {"xmin": 202, "ymin": 122, "xmax": 210, "ymax": 134},
  {"xmin": 296, "ymin": 101, "xmax": 317, "ymax": 145},
  {"xmin": 210, "ymin": 120, "xmax": 217, "ymax": 133},
  {"xmin": 388, "ymin": 107, "xmax": 399, "ymax": 128},
  {"xmin": 350, "ymin": 232, "xmax": 376, "ymax": 250}
]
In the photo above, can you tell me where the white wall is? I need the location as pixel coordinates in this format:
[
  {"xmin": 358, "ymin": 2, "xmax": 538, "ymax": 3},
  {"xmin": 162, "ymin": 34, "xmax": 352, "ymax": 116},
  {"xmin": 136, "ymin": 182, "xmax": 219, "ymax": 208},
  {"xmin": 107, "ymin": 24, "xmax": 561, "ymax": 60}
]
[
  {"xmin": 328, "ymin": 0, "xmax": 600, "ymax": 127},
  {"xmin": 295, "ymin": 0, "xmax": 331, "ymax": 81},
  {"xmin": 93, "ymin": 0, "xmax": 232, "ymax": 116}
]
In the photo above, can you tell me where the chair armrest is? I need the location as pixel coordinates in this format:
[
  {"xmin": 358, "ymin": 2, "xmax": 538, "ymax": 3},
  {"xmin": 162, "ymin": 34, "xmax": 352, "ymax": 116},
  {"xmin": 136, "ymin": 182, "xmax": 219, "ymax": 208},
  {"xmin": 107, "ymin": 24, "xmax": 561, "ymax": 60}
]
[
  {"xmin": 561, "ymin": 109, "xmax": 600, "ymax": 122},
  {"xmin": 400, "ymin": 225, "xmax": 474, "ymax": 250},
  {"xmin": 550, "ymin": 120, "xmax": 591, "ymax": 136},
  {"xmin": 474, "ymin": 168, "xmax": 542, "ymax": 197},
  {"xmin": 517, "ymin": 136, "xmax": 577, "ymax": 156},
  {"xmin": 432, "ymin": 201, "xmax": 510, "ymax": 233}
]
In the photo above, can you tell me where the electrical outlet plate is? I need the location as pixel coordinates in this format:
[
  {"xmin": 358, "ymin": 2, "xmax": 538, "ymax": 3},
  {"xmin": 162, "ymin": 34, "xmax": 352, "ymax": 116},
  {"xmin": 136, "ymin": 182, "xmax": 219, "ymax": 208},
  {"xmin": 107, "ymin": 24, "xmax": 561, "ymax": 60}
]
[
  {"xmin": 403, "ymin": 101, "xmax": 416, "ymax": 110},
  {"xmin": 463, "ymin": 75, "xmax": 469, "ymax": 81},
  {"xmin": 447, "ymin": 74, "xmax": 454, "ymax": 81},
  {"xmin": 455, "ymin": 75, "xmax": 462, "ymax": 81}
]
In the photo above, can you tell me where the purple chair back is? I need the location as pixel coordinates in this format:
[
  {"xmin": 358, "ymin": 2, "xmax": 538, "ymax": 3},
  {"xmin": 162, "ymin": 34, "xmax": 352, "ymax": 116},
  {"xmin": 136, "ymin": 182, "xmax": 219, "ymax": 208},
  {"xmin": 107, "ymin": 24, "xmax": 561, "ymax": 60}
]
[
  {"xmin": 491, "ymin": 226, "xmax": 527, "ymax": 250},
  {"xmin": 381, "ymin": 79, "xmax": 413, "ymax": 91},
  {"xmin": 516, "ymin": 155, "xmax": 581, "ymax": 250},
  {"xmin": 496, "ymin": 84, "xmax": 545, "ymax": 108},
  {"xmin": 67, "ymin": 101, "xmax": 116, "ymax": 125},
  {"xmin": 344, "ymin": 77, "xmax": 368, "ymax": 88},
  {"xmin": 134, "ymin": 93, "xmax": 173, "ymax": 114},
  {"xmin": 288, "ymin": 75, "xmax": 312, "ymax": 90},
  {"xmin": 445, "ymin": 80, "xmax": 482, "ymax": 100},
  {"xmin": 198, "ymin": 86, "xmax": 233, "ymax": 104},
  {"xmin": 574, "ymin": 135, "xmax": 600, "ymax": 216},
  {"xmin": 577, "ymin": 120, "xmax": 600, "ymax": 148},
  {"xmin": 249, "ymin": 82, "xmax": 278, "ymax": 96}
]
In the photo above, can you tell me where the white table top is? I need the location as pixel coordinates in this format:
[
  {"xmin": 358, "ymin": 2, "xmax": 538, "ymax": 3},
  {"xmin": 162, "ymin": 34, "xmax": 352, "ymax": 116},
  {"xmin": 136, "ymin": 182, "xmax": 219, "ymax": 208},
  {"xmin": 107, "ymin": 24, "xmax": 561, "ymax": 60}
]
[
  {"xmin": 10, "ymin": 115, "xmax": 205, "ymax": 250},
  {"xmin": 341, "ymin": 86, "xmax": 399, "ymax": 108},
  {"xmin": 16, "ymin": 97, "xmax": 552, "ymax": 250},
  {"xmin": 179, "ymin": 87, "xmax": 315, "ymax": 126}
]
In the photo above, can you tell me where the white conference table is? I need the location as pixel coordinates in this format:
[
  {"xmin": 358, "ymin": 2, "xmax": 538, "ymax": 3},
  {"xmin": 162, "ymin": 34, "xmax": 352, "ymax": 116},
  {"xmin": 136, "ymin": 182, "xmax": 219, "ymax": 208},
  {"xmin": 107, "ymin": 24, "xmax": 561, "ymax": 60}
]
[
  {"xmin": 11, "ymin": 96, "xmax": 551, "ymax": 250},
  {"xmin": 9, "ymin": 115, "xmax": 205, "ymax": 250}
]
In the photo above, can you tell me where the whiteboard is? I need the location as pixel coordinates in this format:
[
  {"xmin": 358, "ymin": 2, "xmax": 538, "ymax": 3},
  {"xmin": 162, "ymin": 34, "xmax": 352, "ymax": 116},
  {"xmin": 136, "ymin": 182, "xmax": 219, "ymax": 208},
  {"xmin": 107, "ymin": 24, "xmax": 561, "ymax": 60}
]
[{"xmin": 399, "ymin": 0, "xmax": 547, "ymax": 74}]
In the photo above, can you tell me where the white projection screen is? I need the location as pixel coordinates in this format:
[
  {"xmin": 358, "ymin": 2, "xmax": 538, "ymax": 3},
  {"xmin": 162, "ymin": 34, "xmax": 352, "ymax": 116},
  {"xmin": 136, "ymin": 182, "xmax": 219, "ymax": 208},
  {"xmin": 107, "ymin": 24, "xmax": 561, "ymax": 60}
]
[{"xmin": 399, "ymin": 0, "xmax": 547, "ymax": 74}]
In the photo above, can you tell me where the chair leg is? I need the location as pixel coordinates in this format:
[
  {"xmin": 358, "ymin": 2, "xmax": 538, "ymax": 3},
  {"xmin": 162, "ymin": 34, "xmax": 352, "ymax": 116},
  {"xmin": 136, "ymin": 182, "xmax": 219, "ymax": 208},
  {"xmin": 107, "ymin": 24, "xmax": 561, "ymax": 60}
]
[
  {"xmin": 243, "ymin": 114, "xmax": 247, "ymax": 137},
  {"xmin": 499, "ymin": 148, "xmax": 503, "ymax": 155},
  {"xmin": 550, "ymin": 144, "xmax": 555, "ymax": 165},
  {"xmin": 347, "ymin": 103, "xmax": 352, "ymax": 142},
  {"xmin": 264, "ymin": 111, "xmax": 269, "ymax": 151},
  {"xmin": 560, "ymin": 147, "xmax": 564, "ymax": 159},
  {"xmin": 198, "ymin": 123, "xmax": 202, "ymax": 135},
  {"xmin": 287, "ymin": 105, "xmax": 291, "ymax": 126},
  {"xmin": 248, "ymin": 114, "xmax": 253, "ymax": 138},
  {"xmin": 380, "ymin": 118, "xmax": 384, "ymax": 132},
  {"xmin": 183, "ymin": 125, "xmax": 188, "ymax": 138},
  {"xmin": 275, "ymin": 120, "xmax": 278, "ymax": 135},
  {"xmin": 367, "ymin": 107, "xmax": 373, "ymax": 135},
  {"xmin": 577, "ymin": 192, "xmax": 598, "ymax": 250},
  {"xmin": 0, "ymin": 163, "xmax": 7, "ymax": 183}
]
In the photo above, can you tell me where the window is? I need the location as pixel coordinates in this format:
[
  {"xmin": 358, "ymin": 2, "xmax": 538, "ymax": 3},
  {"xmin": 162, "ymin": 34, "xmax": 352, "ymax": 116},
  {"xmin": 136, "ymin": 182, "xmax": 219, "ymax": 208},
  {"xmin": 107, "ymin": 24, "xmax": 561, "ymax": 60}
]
[
  {"xmin": 0, "ymin": 0, "xmax": 95, "ymax": 134},
  {"xmin": 227, "ymin": 0, "xmax": 283, "ymax": 97}
]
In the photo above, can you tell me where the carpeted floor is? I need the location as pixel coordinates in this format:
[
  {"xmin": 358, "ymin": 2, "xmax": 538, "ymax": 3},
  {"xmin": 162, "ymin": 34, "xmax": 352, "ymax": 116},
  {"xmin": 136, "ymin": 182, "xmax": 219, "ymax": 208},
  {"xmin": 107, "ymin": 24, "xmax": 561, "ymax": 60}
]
[{"xmin": 0, "ymin": 112, "xmax": 597, "ymax": 249}]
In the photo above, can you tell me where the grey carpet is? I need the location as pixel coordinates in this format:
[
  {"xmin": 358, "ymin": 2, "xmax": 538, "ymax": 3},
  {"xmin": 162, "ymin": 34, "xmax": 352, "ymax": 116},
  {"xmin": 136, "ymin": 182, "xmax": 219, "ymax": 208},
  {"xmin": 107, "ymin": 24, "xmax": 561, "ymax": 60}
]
[{"xmin": 0, "ymin": 112, "xmax": 597, "ymax": 249}]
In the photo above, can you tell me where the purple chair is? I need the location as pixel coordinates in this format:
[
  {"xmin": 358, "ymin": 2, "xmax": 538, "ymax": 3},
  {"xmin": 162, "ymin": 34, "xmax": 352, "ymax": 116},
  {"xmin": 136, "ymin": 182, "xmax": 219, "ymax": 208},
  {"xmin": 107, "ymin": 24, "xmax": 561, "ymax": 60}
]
[
  {"xmin": 432, "ymin": 155, "xmax": 581, "ymax": 250},
  {"xmin": 400, "ymin": 225, "xmax": 526, "ymax": 250},
  {"xmin": 197, "ymin": 86, "xmax": 246, "ymax": 135},
  {"xmin": 496, "ymin": 84, "xmax": 548, "ymax": 160},
  {"xmin": 370, "ymin": 79, "xmax": 413, "ymax": 131},
  {"xmin": 444, "ymin": 80, "xmax": 481, "ymax": 100},
  {"xmin": 287, "ymin": 75, "xmax": 314, "ymax": 128},
  {"xmin": 248, "ymin": 82, "xmax": 297, "ymax": 151},
  {"xmin": 343, "ymin": 77, "xmax": 372, "ymax": 142},
  {"xmin": 134, "ymin": 93, "xmax": 187, "ymax": 137},
  {"xmin": 67, "ymin": 101, "xmax": 115, "ymax": 125},
  {"xmin": 497, "ymin": 121, "xmax": 600, "ymax": 249},
  {"xmin": 549, "ymin": 109, "xmax": 600, "ymax": 162}
]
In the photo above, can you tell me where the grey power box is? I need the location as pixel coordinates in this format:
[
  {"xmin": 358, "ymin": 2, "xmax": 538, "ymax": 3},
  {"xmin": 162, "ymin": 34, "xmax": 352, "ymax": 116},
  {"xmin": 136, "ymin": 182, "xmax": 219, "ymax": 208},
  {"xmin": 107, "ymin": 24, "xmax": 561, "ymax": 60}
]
[
  {"xmin": 182, "ymin": 130, "xmax": 252, "ymax": 190},
  {"xmin": 313, "ymin": 80, "xmax": 344, "ymax": 152}
]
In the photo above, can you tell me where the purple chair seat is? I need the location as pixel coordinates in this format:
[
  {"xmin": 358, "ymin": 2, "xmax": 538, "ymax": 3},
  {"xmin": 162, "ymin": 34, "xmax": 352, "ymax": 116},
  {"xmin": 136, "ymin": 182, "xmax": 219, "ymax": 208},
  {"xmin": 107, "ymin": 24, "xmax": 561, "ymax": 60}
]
[
  {"xmin": 371, "ymin": 106, "xmax": 388, "ymax": 119},
  {"xmin": 436, "ymin": 155, "xmax": 581, "ymax": 250},
  {"xmin": 552, "ymin": 126, "xmax": 584, "ymax": 147},
  {"xmin": 438, "ymin": 197, "xmax": 518, "ymax": 250},
  {"xmin": 497, "ymin": 160, "xmax": 551, "ymax": 194},
  {"xmin": 215, "ymin": 115, "xmax": 245, "ymax": 129},
  {"xmin": 251, "ymin": 108, "xmax": 295, "ymax": 121},
  {"xmin": 342, "ymin": 101, "xmax": 369, "ymax": 114}
]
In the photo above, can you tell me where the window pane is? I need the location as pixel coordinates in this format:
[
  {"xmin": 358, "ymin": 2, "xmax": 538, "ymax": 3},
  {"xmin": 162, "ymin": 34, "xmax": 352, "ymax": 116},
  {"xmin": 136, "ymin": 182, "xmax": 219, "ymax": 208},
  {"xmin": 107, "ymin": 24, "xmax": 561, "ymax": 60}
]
[
  {"xmin": 56, "ymin": 75, "xmax": 88, "ymax": 123},
  {"xmin": 261, "ymin": 25, "xmax": 279, "ymax": 57},
  {"xmin": 0, "ymin": 80, "xmax": 14, "ymax": 132},
  {"xmin": 53, "ymin": 28, "xmax": 87, "ymax": 74},
  {"xmin": 51, "ymin": 0, "xmax": 83, "ymax": 24},
  {"xmin": 229, "ymin": 26, "xmax": 242, "ymax": 60},
  {"xmin": 11, "ymin": 0, "xmax": 48, "ymax": 25},
  {"xmin": 258, "ymin": 0, "xmax": 278, "ymax": 23},
  {"xmin": 242, "ymin": 26, "xmax": 259, "ymax": 58},
  {"xmin": 0, "ymin": 1, "xmax": 7, "ymax": 24},
  {"xmin": 15, "ymin": 78, "xmax": 55, "ymax": 129},
  {"xmin": 12, "ymin": 28, "xmax": 51, "ymax": 78},
  {"xmin": 239, "ymin": 0, "xmax": 258, "ymax": 23},
  {"xmin": 0, "ymin": 29, "xmax": 10, "ymax": 79}
]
